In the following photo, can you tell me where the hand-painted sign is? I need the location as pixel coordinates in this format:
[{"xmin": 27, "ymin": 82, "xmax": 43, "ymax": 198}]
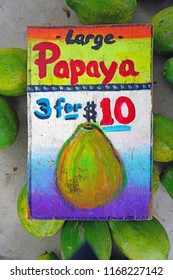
[{"xmin": 27, "ymin": 24, "xmax": 153, "ymax": 220}]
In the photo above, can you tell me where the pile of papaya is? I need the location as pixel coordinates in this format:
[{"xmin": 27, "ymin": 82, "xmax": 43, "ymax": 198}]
[
  {"xmin": 0, "ymin": 48, "xmax": 27, "ymax": 149},
  {"xmin": 1, "ymin": 0, "xmax": 173, "ymax": 260},
  {"xmin": 17, "ymin": 183, "xmax": 171, "ymax": 260}
]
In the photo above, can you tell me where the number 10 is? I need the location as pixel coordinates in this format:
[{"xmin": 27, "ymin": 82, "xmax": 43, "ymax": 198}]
[{"xmin": 100, "ymin": 97, "xmax": 136, "ymax": 125}]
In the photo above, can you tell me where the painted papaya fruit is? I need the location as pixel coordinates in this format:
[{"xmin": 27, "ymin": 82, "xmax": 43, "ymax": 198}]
[
  {"xmin": 153, "ymin": 113, "xmax": 173, "ymax": 162},
  {"xmin": 56, "ymin": 122, "xmax": 127, "ymax": 209},
  {"xmin": 162, "ymin": 57, "xmax": 173, "ymax": 84},
  {"xmin": 160, "ymin": 164, "xmax": 173, "ymax": 199},
  {"xmin": 149, "ymin": 6, "xmax": 173, "ymax": 55},
  {"xmin": 66, "ymin": 0, "xmax": 137, "ymax": 25},
  {"xmin": 60, "ymin": 220, "xmax": 112, "ymax": 260},
  {"xmin": 109, "ymin": 217, "xmax": 170, "ymax": 260}
]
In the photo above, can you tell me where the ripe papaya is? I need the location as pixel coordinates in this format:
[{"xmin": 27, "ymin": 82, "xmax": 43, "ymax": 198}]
[
  {"xmin": 60, "ymin": 221, "xmax": 112, "ymax": 260},
  {"xmin": 152, "ymin": 164, "xmax": 159, "ymax": 195},
  {"xmin": 160, "ymin": 164, "xmax": 173, "ymax": 199},
  {"xmin": 36, "ymin": 251, "xmax": 59, "ymax": 260},
  {"xmin": 109, "ymin": 217, "xmax": 170, "ymax": 260},
  {"xmin": 0, "ymin": 96, "xmax": 19, "ymax": 149},
  {"xmin": 17, "ymin": 184, "xmax": 64, "ymax": 238},
  {"xmin": 153, "ymin": 113, "xmax": 173, "ymax": 162},
  {"xmin": 162, "ymin": 57, "xmax": 173, "ymax": 84},
  {"xmin": 56, "ymin": 122, "xmax": 127, "ymax": 209},
  {"xmin": 149, "ymin": 6, "xmax": 173, "ymax": 55},
  {"xmin": 0, "ymin": 48, "xmax": 27, "ymax": 96},
  {"xmin": 66, "ymin": 0, "xmax": 137, "ymax": 25}
]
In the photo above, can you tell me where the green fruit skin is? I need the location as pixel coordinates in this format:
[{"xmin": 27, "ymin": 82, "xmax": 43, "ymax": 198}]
[
  {"xmin": 0, "ymin": 48, "xmax": 27, "ymax": 96},
  {"xmin": 66, "ymin": 0, "xmax": 137, "ymax": 25},
  {"xmin": 0, "ymin": 96, "xmax": 19, "ymax": 149},
  {"xmin": 17, "ymin": 184, "xmax": 64, "ymax": 238},
  {"xmin": 153, "ymin": 113, "xmax": 173, "ymax": 162},
  {"xmin": 109, "ymin": 217, "xmax": 170, "ymax": 260},
  {"xmin": 162, "ymin": 57, "xmax": 173, "ymax": 84},
  {"xmin": 149, "ymin": 6, "xmax": 173, "ymax": 55},
  {"xmin": 152, "ymin": 164, "xmax": 159, "ymax": 195},
  {"xmin": 60, "ymin": 221, "xmax": 112, "ymax": 260},
  {"xmin": 160, "ymin": 164, "xmax": 173, "ymax": 199},
  {"xmin": 37, "ymin": 251, "xmax": 59, "ymax": 260}
]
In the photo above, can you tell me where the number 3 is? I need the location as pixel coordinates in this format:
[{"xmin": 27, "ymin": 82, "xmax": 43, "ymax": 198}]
[{"xmin": 34, "ymin": 98, "xmax": 52, "ymax": 119}]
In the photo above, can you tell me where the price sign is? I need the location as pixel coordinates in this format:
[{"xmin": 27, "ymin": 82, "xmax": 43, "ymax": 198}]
[{"xmin": 27, "ymin": 25, "xmax": 153, "ymax": 220}]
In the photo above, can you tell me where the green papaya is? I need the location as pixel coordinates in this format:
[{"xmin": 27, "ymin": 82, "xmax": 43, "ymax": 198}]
[
  {"xmin": 66, "ymin": 0, "xmax": 137, "ymax": 25},
  {"xmin": 153, "ymin": 113, "xmax": 173, "ymax": 162},
  {"xmin": 17, "ymin": 184, "xmax": 65, "ymax": 238},
  {"xmin": 160, "ymin": 164, "xmax": 173, "ymax": 199},
  {"xmin": 109, "ymin": 217, "xmax": 170, "ymax": 260},
  {"xmin": 0, "ymin": 96, "xmax": 19, "ymax": 149},
  {"xmin": 36, "ymin": 251, "xmax": 59, "ymax": 260},
  {"xmin": 0, "ymin": 48, "xmax": 27, "ymax": 96},
  {"xmin": 56, "ymin": 122, "xmax": 127, "ymax": 209},
  {"xmin": 60, "ymin": 221, "xmax": 112, "ymax": 260},
  {"xmin": 162, "ymin": 57, "xmax": 173, "ymax": 84},
  {"xmin": 152, "ymin": 164, "xmax": 159, "ymax": 195},
  {"xmin": 149, "ymin": 6, "xmax": 173, "ymax": 55}
]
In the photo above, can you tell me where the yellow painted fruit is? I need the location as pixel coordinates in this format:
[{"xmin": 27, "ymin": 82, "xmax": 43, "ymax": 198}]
[
  {"xmin": 56, "ymin": 122, "xmax": 127, "ymax": 209},
  {"xmin": 0, "ymin": 96, "xmax": 19, "ymax": 149},
  {"xmin": 66, "ymin": 0, "xmax": 137, "ymax": 25},
  {"xmin": 0, "ymin": 48, "xmax": 27, "ymax": 96},
  {"xmin": 17, "ymin": 184, "xmax": 64, "ymax": 238}
]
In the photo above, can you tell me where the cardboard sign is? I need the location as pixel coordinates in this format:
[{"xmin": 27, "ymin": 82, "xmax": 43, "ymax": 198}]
[{"xmin": 27, "ymin": 24, "xmax": 153, "ymax": 220}]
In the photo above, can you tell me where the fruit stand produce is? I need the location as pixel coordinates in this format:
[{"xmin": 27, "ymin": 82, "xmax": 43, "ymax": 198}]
[{"xmin": 0, "ymin": 0, "xmax": 173, "ymax": 260}]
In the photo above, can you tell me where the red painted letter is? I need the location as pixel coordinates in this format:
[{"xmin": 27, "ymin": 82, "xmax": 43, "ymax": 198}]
[
  {"xmin": 100, "ymin": 61, "xmax": 118, "ymax": 84},
  {"xmin": 54, "ymin": 60, "xmax": 69, "ymax": 79},
  {"xmin": 86, "ymin": 61, "xmax": 101, "ymax": 78},
  {"xmin": 70, "ymin": 59, "xmax": 86, "ymax": 85},
  {"xmin": 33, "ymin": 42, "xmax": 61, "ymax": 79},
  {"xmin": 119, "ymin": 59, "xmax": 139, "ymax": 77}
]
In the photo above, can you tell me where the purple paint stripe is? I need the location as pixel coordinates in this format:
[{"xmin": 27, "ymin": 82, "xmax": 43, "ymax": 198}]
[{"xmin": 30, "ymin": 186, "xmax": 151, "ymax": 220}]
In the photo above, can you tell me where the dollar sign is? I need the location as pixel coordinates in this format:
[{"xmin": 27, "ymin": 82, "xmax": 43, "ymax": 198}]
[{"xmin": 83, "ymin": 101, "xmax": 97, "ymax": 122}]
